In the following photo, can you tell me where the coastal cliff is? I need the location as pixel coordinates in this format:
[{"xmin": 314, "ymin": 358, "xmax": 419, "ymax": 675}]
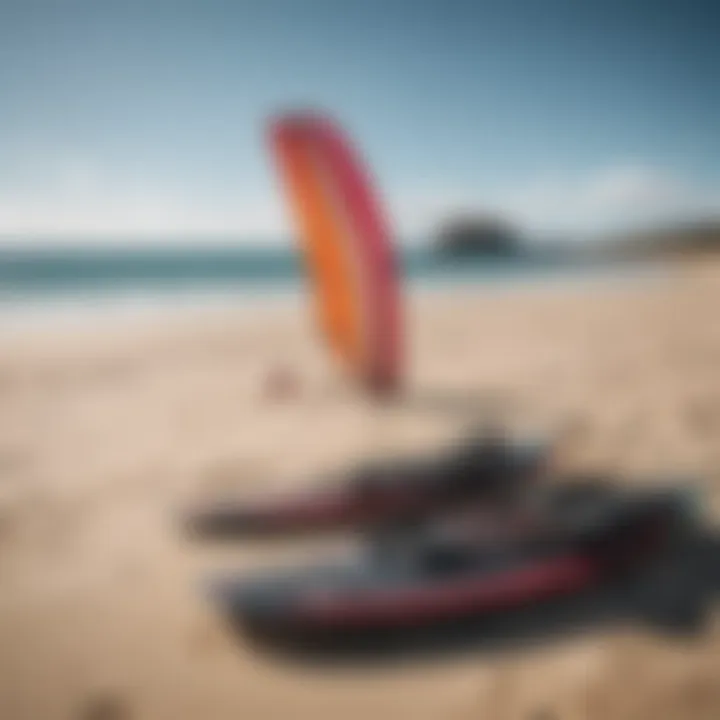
[{"xmin": 433, "ymin": 216, "xmax": 521, "ymax": 258}]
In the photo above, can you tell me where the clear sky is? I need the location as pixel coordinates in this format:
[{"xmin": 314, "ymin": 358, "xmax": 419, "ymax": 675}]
[{"xmin": 0, "ymin": 0, "xmax": 718, "ymax": 244}]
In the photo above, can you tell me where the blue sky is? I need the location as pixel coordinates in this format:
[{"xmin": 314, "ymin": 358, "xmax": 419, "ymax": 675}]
[{"xmin": 0, "ymin": 0, "xmax": 718, "ymax": 244}]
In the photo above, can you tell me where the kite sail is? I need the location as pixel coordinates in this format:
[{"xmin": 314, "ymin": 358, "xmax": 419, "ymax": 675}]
[{"xmin": 267, "ymin": 112, "xmax": 402, "ymax": 396}]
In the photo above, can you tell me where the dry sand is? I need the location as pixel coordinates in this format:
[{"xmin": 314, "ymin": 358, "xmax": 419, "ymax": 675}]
[{"xmin": 1, "ymin": 265, "xmax": 719, "ymax": 720}]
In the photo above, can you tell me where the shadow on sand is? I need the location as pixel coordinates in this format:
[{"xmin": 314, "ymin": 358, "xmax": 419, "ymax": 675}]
[{"xmin": 223, "ymin": 529, "xmax": 720, "ymax": 668}]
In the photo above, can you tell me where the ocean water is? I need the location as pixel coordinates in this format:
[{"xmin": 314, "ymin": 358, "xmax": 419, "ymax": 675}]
[
  {"xmin": 0, "ymin": 242, "xmax": 641, "ymax": 329},
  {"xmin": 0, "ymin": 243, "xmax": 601, "ymax": 292}
]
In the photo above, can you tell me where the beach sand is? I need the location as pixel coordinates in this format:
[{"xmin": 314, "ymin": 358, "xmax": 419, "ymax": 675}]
[{"xmin": 1, "ymin": 265, "xmax": 719, "ymax": 720}]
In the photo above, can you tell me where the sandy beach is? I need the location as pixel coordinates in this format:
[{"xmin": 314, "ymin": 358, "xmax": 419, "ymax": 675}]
[{"xmin": 1, "ymin": 264, "xmax": 719, "ymax": 720}]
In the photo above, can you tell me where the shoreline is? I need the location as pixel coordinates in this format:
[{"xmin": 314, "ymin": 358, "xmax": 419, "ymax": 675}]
[{"xmin": 0, "ymin": 262, "xmax": 667, "ymax": 341}]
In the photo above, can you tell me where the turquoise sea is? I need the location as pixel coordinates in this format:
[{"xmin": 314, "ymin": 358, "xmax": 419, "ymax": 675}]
[
  {"xmin": 0, "ymin": 242, "xmax": 608, "ymax": 291},
  {"xmin": 0, "ymin": 240, "xmax": 645, "ymax": 327}
]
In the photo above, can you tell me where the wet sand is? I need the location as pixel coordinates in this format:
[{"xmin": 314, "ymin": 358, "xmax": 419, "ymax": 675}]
[{"xmin": 1, "ymin": 265, "xmax": 719, "ymax": 720}]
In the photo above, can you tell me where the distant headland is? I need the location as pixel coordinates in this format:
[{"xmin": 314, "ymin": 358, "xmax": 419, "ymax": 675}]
[
  {"xmin": 433, "ymin": 216, "xmax": 522, "ymax": 258},
  {"xmin": 431, "ymin": 214, "xmax": 720, "ymax": 262}
]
